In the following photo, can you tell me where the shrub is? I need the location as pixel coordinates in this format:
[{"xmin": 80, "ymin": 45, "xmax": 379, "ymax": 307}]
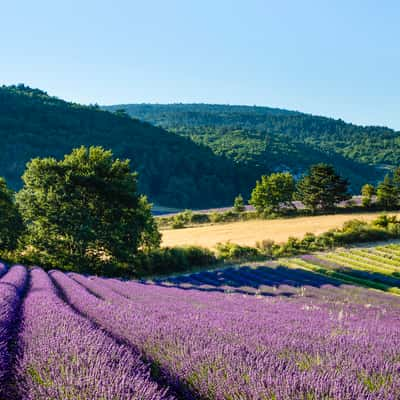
[
  {"xmin": 233, "ymin": 194, "xmax": 246, "ymax": 212},
  {"xmin": 210, "ymin": 211, "xmax": 239, "ymax": 223},
  {"xmin": 171, "ymin": 210, "xmax": 193, "ymax": 229},
  {"xmin": 141, "ymin": 246, "xmax": 217, "ymax": 276},
  {"xmin": 372, "ymin": 214, "xmax": 398, "ymax": 228},
  {"xmin": 215, "ymin": 242, "xmax": 261, "ymax": 261},
  {"xmin": 255, "ymin": 239, "xmax": 276, "ymax": 257},
  {"xmin": 190, "ymin": 213, "xmax": 211, "ymax": 224}
]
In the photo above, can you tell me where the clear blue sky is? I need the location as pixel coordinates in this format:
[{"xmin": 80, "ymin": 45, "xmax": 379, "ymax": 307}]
[{"xmin": 2, "ymin": 0, "xmax": 399, "ymax": 129}]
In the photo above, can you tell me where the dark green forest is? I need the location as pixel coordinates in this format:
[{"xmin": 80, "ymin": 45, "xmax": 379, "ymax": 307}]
[
  {"xmin": 0, "ymin": 85, "xmax": 258, "ymax": 208},
  {"xmin": 104, "ymin": 103, "xmax": 400, "ymax": 191}
]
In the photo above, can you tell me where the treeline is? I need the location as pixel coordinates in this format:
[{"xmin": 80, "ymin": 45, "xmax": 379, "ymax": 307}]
[
  {"xmin": 248, "ymin": 164, "xmax": 400, "ymax": 215},
  {"xmin": 160, "ymin": 164, "xmax": 400, "ymax": 229}
]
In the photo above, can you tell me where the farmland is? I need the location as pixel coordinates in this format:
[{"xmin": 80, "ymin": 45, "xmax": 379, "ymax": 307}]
[
  {"xmin": 2, "ymin": 243, "xmax": 400, "ymax": 399},
  {"xmin": 161, "ymin": 211, "xmax": 400, "ymax": 248}
]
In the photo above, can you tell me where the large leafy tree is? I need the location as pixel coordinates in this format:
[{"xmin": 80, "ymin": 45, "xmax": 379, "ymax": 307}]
[
  {"xmin": 249, "ymin": 172, "xmax": 295, "ymax": 214},
  {"xmin": 17, "ymin": 146, "xmax": 160, "ymax": 273},
  {"xmin": 0, "ymin": 177, "xmax": 24, "ymax": 251},
  {"xmin": 295, "ymin": 164, "xmax": 350, "ymax": 212}
]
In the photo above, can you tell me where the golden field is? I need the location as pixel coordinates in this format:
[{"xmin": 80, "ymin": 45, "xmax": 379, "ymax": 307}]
[{"xmin": 161, "ymin": 212, "xmax": 400, "ymax": 249}]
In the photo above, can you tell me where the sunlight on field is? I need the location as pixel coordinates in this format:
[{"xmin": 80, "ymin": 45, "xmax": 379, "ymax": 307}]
[{"xmin": 161, "ymin": 212, "xmax": 400, "ymax": 248}]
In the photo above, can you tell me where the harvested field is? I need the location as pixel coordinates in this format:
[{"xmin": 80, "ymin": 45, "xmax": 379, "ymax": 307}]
[{"xmin": 161, "ymin": 212, "xmax": 400, "ymax": 248}]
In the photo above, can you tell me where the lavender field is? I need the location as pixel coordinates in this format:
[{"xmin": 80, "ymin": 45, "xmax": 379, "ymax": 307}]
[{"xmin": 1, "ymin": 253, "xmax": 400, "ymax": 399}]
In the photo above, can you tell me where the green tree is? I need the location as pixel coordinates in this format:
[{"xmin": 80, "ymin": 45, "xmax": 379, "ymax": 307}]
[
  {"xmin": 295, "ymin": 164, "xmax": 350, "ymax": 212},
  {"xmin": 16, "ymin": 146, "xmax": 160, "ymax": 273},
  {"xmin": 0, "ymin": 177, "xmax": 24, "ymax": 251},
  {"xmin": 376, "ymin": 174, "xmax": 399, "ymax": 210},
  {"xmin": 393, "ymin": 167, "xmax": 400, "ymax": 190},
  {"xmin": 233, "ymin": 194, "xmax": 245, "ymax": 212},
  {"xmin": 361, "ymin": 184, "xmax": 375, "ymax": 208},
  {"xmin": 249, "ymin": 172, "xmax": 295, "ymax": 214}
]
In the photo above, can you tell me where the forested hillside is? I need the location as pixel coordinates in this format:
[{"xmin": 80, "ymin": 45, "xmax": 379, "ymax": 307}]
[
  {"xmin": 0, "ymin": 85, "xmax": 257, "ymax": 208},
  {"xmin": 104, "ymin": 103, "xmax": 400, "ymax": 189},
  {"xmin": 1, "ymin": 86, "xmax": 397, "ymax": 210}
]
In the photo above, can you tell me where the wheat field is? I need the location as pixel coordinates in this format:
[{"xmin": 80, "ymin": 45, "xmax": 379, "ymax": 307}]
[{"xmin": 161, "ymin": 212, "xmax": 400, "ymax": 248}]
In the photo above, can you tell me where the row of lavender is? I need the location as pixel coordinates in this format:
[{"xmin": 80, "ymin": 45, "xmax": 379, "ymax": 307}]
[
  {"xmin": 0, "ymin": 265, "xmax": 173, "ymax": 399},
  {"xmin": 54, "ymin": 269, "xmax": 400, "ymax": 399},
  {"xmin": 1, "ymin": 262, "xmax": 400, "ymax": 399}
]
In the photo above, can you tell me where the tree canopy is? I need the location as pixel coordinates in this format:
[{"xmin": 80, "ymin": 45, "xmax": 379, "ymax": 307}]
[
  {"xmin": 249, "ymin": 172, "xmax": 295, "ymax": 214},
  {"xmin": 16, "ymin": 146, "xmax": 160, "ymax": 274},
  {"xmin": 295, "ymin": 164, "xmax": 350, "ymax": 212},
  {"xmin": 0, "ymin": 177, "xmax": 24, "ymax": 251}
]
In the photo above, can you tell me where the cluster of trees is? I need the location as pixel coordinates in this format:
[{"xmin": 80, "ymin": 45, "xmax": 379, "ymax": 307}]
[
  {"xmin": 361, "ymin": 168, "xmax": 400, "ymax": 210},
  {"xmin": 238, "ymin": 164, "xmax": 400, "ymax": 216},
  {"xmin": 0, "ymin": 146, "xmax": 161, "ymax": 275},
  {"xmin": 248, "ymin": 164, "xmax": 350, "ymax": 214}
]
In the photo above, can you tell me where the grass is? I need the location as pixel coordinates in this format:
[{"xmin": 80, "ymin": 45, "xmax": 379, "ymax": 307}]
[
  {"xmin": 161, "ymin": 212, "xmax": 400, "ymax": 248},
  {"xmin": 285, "ymin": 244, "xmax": 400, "ymax": 295}
]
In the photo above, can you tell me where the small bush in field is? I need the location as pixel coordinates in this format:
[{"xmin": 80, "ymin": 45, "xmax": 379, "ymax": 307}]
[
  {"xmin": 172, "ymin": 210, "xmax": 193, "ymax": 228},
  {"xmin": 255, "ymin": 239, "xmax": 275, "ymax": 257},
  {"xmin": 142, "ymin": 246, "xmax": 217, "ymax": 276},
  {"xmin": 215, "ymin": 242, "xmax": 261, "ymax": 261}
]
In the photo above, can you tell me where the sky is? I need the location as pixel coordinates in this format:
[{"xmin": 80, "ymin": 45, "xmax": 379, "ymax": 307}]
[{"xmin": 2, "ymin": 0, "xmax": 399, "ymax": 129}]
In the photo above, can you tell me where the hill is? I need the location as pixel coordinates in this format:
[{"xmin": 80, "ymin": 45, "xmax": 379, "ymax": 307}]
[
  {"xmin": 0, "ymin": 85, "xmax": 258, "ymax": 208},
  {"xmin": 103, "ymin": 103, "xmax": 399, "ymax": 190}
]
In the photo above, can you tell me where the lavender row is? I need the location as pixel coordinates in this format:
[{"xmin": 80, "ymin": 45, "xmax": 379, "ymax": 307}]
[
  {"xmin": 15, "ymin": 268, "xmax": 172, "ymax": 400},
  {"xmin": 0, "ymin": 265, "xmax": 28, "ymax": 397},
  {"xmin": 53, "ymin": 270, "xmax": 400, "ymax": 399}
]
